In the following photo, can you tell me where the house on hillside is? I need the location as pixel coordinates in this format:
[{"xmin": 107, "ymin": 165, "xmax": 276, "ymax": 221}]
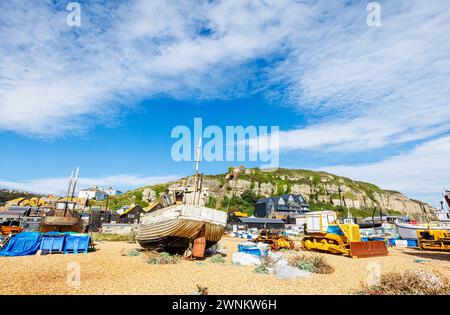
[
  {"xmin": 78, "ymin": 187, "xmax": 108, "ymax": 201},
  {"xmin": 255, "ymin": 194, "xmax": 310, "ymax": 223},
  {"xmin": 103, "ymin": 188, "xmax": 124, "ymax": 196}
]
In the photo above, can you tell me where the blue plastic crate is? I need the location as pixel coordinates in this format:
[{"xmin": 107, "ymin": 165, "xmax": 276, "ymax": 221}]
[
  {"xmin": 40, "ymin": 233, "xmax": 66, "ymax": 254},
  {"xmin": 64, "ymin": 234, "xmax": 90, "ymax": 254},
  {"xmin": 388, "ymin": 238, "xmax": 399, "ymax": 246},
  {"xmin": 240, "ymin": 247, "xmax": 266, "ymax": 257},
  {"xmin": 238, "ymin": 244, "xmax": 268, "ymax": 257},
  {"xmin": 407, "ymin": 239, "xmax": 418, "ymax": 247}
]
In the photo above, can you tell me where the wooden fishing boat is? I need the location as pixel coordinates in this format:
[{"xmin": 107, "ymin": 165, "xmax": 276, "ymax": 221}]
[
  {"xmin": 38, "ymin": 168, "xmax": 86, "ymax": 233},
  {"xmin": 137, "ymin": 203, "xmax": 227, "ymax": 250},
  {"xmin": 39, "ymin": 215, "xmax": 85, "ymax": 233},
  {"xmin": 137, "ymin": 142, "xmax": 227, "ymax": 252}
]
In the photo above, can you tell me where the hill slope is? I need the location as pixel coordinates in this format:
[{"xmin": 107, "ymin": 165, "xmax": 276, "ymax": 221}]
[
  {"xmin": 0, "ymin": 189, "xmax": 42, "ymax": 206},
  {"xmin": 123, "ymin": 167, "xmax": 434, "ymax": 219}
]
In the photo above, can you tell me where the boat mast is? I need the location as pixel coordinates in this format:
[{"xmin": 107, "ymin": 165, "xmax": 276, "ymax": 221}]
[
  {"xmin": 64, "ymin": 171, "xmax": 74, "ymax": 217},
  {"xmin": 70, "ymin": 167, "xmax": 80, "ymax": 200},
  {"xmin": 194, "ymin": 138, "xmax": 202, "ymax": 206}
]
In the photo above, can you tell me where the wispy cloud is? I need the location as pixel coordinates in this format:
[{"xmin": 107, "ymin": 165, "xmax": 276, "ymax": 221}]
[
  {"xmin": 270, "ymin": 1, "xmax": 450, "ymax": 152},
  {"xmin": 0, "ymin": 0, "xmax": 312, "ymax": 137},
  {"xmin": 1, "ymin": 1, "xmax": 449, "ymax": 204},
  {"xmin": 0, "ymin": 174, "xmax": 179, "ymax": 195},
  {"xmin": 321, "ymin": 135, "xmax": 450, "ymax": 206},
  {"xmin": 3, "ymin": 1, "xmax": 448, "ymax": 147}
]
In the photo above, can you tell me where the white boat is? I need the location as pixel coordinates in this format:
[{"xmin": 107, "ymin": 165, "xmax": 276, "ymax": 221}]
[
  {"xmin": 394, "ymin": 220, "xmax": 449, "ymax": 240},
  {"xmin": 434, "ymin": 189, "xmax": 450, "ymax": 226}
]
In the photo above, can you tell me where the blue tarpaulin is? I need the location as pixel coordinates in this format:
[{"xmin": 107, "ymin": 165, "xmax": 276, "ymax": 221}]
[{"xmin": 0, "ymin": 232, "xmax": 42, "ymax": 256}]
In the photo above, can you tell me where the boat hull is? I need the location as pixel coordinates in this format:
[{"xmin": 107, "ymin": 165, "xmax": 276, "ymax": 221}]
[
  {"xmin": 395, "ymin": 221, "xmax": 450, "ymax": 240},
  {"xmin": 39, "ymin": 216, "xmax": 85, "ymax": 233},
  {"xmin": 137, "ymin": 204, "xmax": 227, "ymax": 251}
]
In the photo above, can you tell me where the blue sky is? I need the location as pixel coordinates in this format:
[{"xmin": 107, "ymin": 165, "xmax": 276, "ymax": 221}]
[{"xmin": 0, "ymin": 0, "xmax": 449, "ymax": 207}]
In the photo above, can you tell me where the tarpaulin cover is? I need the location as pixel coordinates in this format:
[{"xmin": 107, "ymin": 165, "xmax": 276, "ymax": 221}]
[{"xmin": 0, "ymin": 232, "xmax": 42, "ymax": 256}]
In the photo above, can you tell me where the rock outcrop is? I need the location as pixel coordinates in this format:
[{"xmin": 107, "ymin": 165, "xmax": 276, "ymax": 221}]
[{"xmin": 155, "ymin": 167, "xmax": 434, "ymax": 218}]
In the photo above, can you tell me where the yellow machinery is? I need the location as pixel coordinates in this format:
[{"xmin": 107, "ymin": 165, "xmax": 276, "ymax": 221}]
[
  {"xmin": 233, "ymin": 211, "xmax": 248, "ymax": 218},
  {"xmin": 302, "ymin": 223, "xmax": 389, "ymax": 258},
  {"xmin": 253, "ymin": 229, "xmax": 296, "ymax": 250},
  {"xmin": 417, "ymin": 228, "xmax": 450, "ymax": 251}
]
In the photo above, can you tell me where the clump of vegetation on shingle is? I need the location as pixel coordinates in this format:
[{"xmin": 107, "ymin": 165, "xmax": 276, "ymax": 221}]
[
  {"xmin": 359, "ymin": 270, "xmax": 450, "ymax": 295},
  {"xmin": 289, "ymin": 253, "xmax": 334, "ymax": 274},
  {"xmin": 254, "ymin": 263, "xmax": 270, "ymax": 275},
  {"xmin": 210, "ymin": 254, "xmax": 226, "ymax": 264},
  {"xmin": 127, "ymin": 249, "xmax": 140, "ymax": 257},
  {"xmin": 146, "ymin": 252, "xmax": 181, "ymax": 264}
]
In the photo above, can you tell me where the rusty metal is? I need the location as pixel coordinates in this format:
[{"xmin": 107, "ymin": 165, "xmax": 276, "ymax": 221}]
[
  {"xmin": 192, "ymin": 236, "xmax": 206, "ymax": 258},
  {"xmin": 349, "ymin": 241, "xmax": 388, "ymax": 258},
  {"xmin": 253, "ymin": 229, "xmax": 295, "ymax": 251},
  {"xmin": 1, "ymin": 226, "xmax": 23, "ymax": 236}
]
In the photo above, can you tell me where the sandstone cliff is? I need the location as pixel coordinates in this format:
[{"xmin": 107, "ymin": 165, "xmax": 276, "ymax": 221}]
[{"xmin": 144, "ymin": 167, "xmax": 434, "ymax": 219}]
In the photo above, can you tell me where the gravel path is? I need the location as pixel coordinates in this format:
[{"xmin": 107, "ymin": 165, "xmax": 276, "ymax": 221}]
[{"xmin": 0, "ymin": 237, "xmax": 449, "ymax": 295}]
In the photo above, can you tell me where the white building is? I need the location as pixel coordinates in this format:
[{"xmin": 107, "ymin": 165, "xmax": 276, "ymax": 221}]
[
  {"xmin": 103, "ymin": 188, "xmax": 123, "ymax": 196},
  {"xmin": 78, "ymin": 187, "xmax": 108, "ymax": 201}
]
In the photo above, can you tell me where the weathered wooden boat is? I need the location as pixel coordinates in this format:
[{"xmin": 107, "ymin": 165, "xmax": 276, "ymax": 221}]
[
  {"xmin": 39, "ymin": 214, "xmax": 85, "ymax": 233},
  {"xmin": 137, "ymin": 203, "xmax": 227, "ymax": 250},
  {"xmin": 137, "ymin": 145, "xmax": 227, "ymax": 252},
  {"xmin": 38, "ymin": 168, "xmax": 86, "ymax": 233}
]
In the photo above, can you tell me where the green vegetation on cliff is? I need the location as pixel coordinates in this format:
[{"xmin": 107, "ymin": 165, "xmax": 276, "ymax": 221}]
[{"xmin": 84, "ymin": 167, "xmax": 425, "ymax": 218}]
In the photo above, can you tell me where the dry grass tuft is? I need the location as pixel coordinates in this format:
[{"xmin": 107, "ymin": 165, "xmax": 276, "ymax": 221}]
[
  {"xmin": 210, "ymin": 254, "xmax": 226, "ymax": 264},
  {"xmin": 254, "ymin": 263, "xmax": 270, "ymax": 275},
  {"xmin": 127, "ymin": 249, "xmax": 140, "ymax": 257},
  {"xmin": 360, "ymin": 269, "xmax": 450, "ymax": 295},
  {"xmin": 146, "ymin": 251, "xmax": 181, "ymax": 264},
  {"xmin": 92, "ymin": 233, "xmax": 136, "ymax": 242},
  {"xmin": 289, "ymin": 253, "xmax": 335, "ymax": 274},
  {"xmin": 196, "ymin": 285, "xmax": 208, "ymax": 295}
]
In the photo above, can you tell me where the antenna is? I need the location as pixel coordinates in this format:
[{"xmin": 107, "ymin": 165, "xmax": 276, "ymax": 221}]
[
  {"xmin": 67, "ymin": 171, "xmax": 74, "ymax": 199},
  {"xmin": 194, "ymin": 138, "xmax": 202, "ymax": 205}
]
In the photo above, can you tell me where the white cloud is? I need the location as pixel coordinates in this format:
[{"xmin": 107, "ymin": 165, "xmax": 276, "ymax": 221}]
[
  {"xmin": 3, "ymin": 1, "xmax": 449, "ymax": 148},
  {"xmin": 0, "ymin": 0, "xmax": 312, "ymax": 137},
  {"xmin": 321, "ymin": 135, "xmax": 450, "ymax": 206},
  {"xmin": 0, "ymin": 174, "xmax": 178, "ymax": 195},
  {"xmin": 1, "ymin": 1, "xmax": 449, "ymax": 204},
  {"xmin": 270, "ymin": 0, "xmax": 450, "ymax": 152}
]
